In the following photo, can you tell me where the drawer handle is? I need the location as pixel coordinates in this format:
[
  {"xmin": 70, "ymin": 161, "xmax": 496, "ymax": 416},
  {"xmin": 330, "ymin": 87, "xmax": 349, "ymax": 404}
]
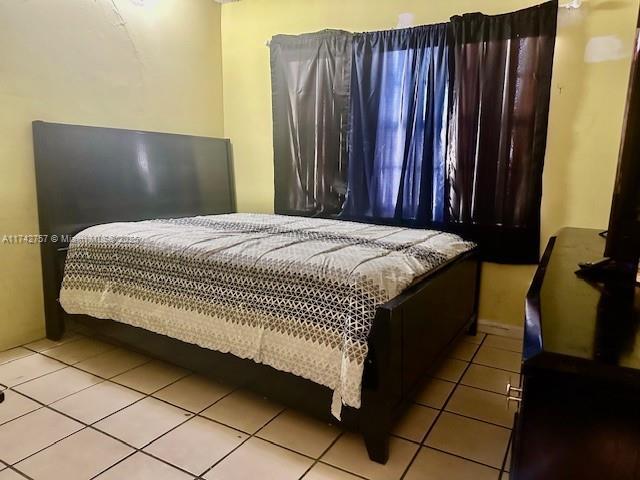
[
  {"xmin": 506, "ymin": 381, "xmax": 522, "ymax": 409},
  {"xmin": 506, "ymin": 383, "xmax": 522, "ymax": 396}
]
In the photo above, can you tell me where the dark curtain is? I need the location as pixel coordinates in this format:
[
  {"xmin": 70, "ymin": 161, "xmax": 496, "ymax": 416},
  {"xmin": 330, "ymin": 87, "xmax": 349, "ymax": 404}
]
[
  {"xmin": 270, "ymin": 30, "xmax": 352, "ymax": 216},
  {"xmin": 342, "ymin": 24, "xmax": 450, "ymax": 226},
  {"xmin": 446, "ymin": 1, "xmax": 558, "ymax": 263}
]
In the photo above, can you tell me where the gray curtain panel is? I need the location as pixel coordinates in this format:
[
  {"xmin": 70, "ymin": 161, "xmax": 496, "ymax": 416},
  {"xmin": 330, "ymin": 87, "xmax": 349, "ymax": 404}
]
[
  {"xmin": 270, "ymin": 30, "xmax": 352, "ymax": 216},
  {"xmin": 446, "ymin": 1, "xmax": 558, "ymax": 263}
]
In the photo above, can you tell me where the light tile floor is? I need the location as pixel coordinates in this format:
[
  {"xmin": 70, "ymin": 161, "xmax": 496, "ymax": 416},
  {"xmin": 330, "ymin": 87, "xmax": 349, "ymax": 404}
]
[{"xmin": 0, "ymin": 330, "xmax": 521, "ymax": 480}]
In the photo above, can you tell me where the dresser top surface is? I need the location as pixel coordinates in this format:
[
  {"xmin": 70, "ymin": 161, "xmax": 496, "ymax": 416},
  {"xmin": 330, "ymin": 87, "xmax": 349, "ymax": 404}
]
[{"xmin": 527, "ymin": 227, "xmax": 640, "ymax": 372}]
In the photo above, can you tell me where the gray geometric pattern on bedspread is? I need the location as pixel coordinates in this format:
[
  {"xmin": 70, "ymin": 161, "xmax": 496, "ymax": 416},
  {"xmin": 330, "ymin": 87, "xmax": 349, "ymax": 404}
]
[{"xmin": 59, "ymin": 213, "xmax": 475, "ymax": 415}]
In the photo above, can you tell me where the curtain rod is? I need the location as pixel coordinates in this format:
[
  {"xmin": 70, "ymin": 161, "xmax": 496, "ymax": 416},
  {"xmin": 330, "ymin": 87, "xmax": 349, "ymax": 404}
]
[{"xmin": 265, "ymin": 2, "xmax": 578, "ymax": 46}]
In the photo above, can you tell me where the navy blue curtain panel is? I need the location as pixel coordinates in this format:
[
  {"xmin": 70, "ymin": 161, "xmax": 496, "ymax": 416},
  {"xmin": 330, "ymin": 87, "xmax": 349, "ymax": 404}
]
[
  {"xmin": 446, "ymin": 1, "xmax": 558, "ymax": 263},
  {"xmin": 342, "ymin": 24, "xmax": 450, "ymax": 226},
  {"xmin": 270, "ymin": 30, "xmax": 352, "ymax": 216}
]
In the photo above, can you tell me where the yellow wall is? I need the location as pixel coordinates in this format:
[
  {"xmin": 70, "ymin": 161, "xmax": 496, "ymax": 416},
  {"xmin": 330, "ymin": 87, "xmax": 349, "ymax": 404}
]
[
  {"xmin": 221, "ymin": 0, "xmax": 639, "ymax": 328},
  {"xmin": 0, "ymin": 0, "xmax": 224, "ymax": 350},
  {"xmin": 1, "ymin": 0, "xmax": 634, "ymax": 350}
]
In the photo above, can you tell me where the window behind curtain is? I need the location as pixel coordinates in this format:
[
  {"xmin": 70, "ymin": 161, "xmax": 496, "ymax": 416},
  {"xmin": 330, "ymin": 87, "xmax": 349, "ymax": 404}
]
[
  {"xmin": 268, "ymin": 1, "xmax": 557, "ymax": 263},
  {"xmin": 373, "ymin": 49, "xmax": 421, "ymax": 218},
  {"xmin": 342, "ymin": 24, "xmax": 449, "ymax": 226},
  {"xmin": 270, "ymin": 30, "xmax": 352, "ymax": 216}
]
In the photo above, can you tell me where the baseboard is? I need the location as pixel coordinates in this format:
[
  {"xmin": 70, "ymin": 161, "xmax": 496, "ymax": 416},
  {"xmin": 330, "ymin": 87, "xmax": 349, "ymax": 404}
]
[{"xmin": 478, "ymin": 319, "xmax": 524, "ymax": 339}]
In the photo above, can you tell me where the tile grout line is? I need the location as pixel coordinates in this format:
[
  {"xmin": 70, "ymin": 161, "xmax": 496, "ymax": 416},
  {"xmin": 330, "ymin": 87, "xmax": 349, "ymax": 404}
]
[
  {"xmin": 196, "ymin": 401, "xmax": 291, "ymax": 479},
  {"xmin": 20, "ymin": 334, "xmax": 85, "ymax": 354},
  {"xmin": 0, "ymin": 353, "xmax": 37, "ymax": 369},
  {"xmin": 9, "ymin": 372, "xmax": 239, "ymax": 479},
  {"xmin": 2, "ymin": 465, "xmax": 34, "ymax": 480},
  {"xmin": 197, "ymin": 333, "xmax": 511, "ymax": 480},
  {"xmin": 37, "ymin": 339, "xmax": 120, "ymax": 368},
  {"xmin": 87, "ymin": 379, "xmax": 251, "ymax": 479},
  {"xmin": 313, "ymin": 460, "xmax": 371, "ymax": 480},
  {"xmin": 440, "ymin": 381, "xmax": 518, "ymax": 398},
  {"xmin": 10, "ymin": 371, "xmax": 305, "ymax": 480},
  {"xmin": 454, "ymin": 336, "xmax": 518, "ymax": 475},
  {"xmin": 430, "ymin": 347, "xmax": 521, "ymax": 425},
  {"xmin": 73, "ymin": 357, "xmax": 154, "ymax": 383},
  {"xmin": 193, "ymin": 400, "xmax": 380, "ymax": 479},
  {"xmin": 399, "ymin": 332, "xmax": 504, "ymax": 480},
  {"xmin": 478, "ymin": 336, "xmax": 524, "ymax": 354},
  {"xmin": 1, "ymin": 363, "xmax": 68, "ymax": 390},
  {"xmin": 473, "ymin": 344, "xmax": 523, "ymax": 356},
  {"xmin": 398, "ymin": 334, "xmax": 483, "ymax": 480},
  {"xmin": 0, "ymin": 334, "xmax": 122, "ymax": 393},
  {"xmin": 1, "ymin": 377, "xmax": 131, "ymax": 430},
  {"xmin": 2, "ymin": 331, "xmax": 520, "ymax": 480},
  {"xmin": 13, "ymin": 333, "xmax": 193, "ymax": 404},
  {"xmin": 3, "ymin": 345, "xmax": 244, "ymax": 478},
  {"xmin": 418, "ymin": 445, "xmax": 508, "ymax": 473},
  {"xmin": 459, "ymin": 360, "xmax": 521, "ymax": 376},
  {"xmin": 391, "ymin": 407, "xmax": 511, "ymax": 435},
  {"xmin": 92, "ymin": 369, "xmax": 365, "ymax": 478},
  {"xmin": 3, "ymin": 394, "xmax": 175, "ymax": 474},
  {"xmin": 499, "ymin": 428, "xmax": 514, "ymax": 478},
  {"xmin": 0, "ymin": 347, "xmax": 168, "ymax": 429},
  {"xmin": 84, "ymin": 369, "xmax": 247, "ymax": 478},
  {"xmin": 295, "ymin": 431, "xmax": 349, "ymax": 480},
  {"xmin": 411, "ymin": 363, "xmax": 521, "ymax": 399}
]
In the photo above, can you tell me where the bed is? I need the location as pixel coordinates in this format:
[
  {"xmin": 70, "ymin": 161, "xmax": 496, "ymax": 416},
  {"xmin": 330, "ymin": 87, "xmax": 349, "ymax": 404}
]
[{"xmin": 33, "ymin": 121, "xmax": 481, "ymax": 464}]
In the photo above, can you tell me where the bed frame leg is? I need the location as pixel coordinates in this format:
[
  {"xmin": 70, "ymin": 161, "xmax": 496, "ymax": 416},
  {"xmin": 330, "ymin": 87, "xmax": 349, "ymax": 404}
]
[
  {"xmin": 45, "ymin": 304, "xmax": 66, "ymax": 340},
  {"xmin": 363, "ymin": 427, "xmax": 389, "ymax": 464}
]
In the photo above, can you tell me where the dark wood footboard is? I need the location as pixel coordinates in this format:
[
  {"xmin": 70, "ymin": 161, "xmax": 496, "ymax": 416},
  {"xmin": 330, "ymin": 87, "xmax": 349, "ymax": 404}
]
[{"xmin": 355, "ymin": 249, "xmax": 480, "ymax": 462}]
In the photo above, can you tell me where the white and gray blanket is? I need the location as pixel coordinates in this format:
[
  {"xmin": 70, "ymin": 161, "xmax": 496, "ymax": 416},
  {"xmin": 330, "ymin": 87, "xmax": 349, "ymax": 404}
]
[{"xmin": 60, "ymin": 213, "xmax": 474, "ymax": 416}]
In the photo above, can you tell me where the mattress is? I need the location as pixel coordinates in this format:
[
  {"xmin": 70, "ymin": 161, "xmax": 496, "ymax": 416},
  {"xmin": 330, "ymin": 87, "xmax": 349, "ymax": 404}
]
[{"xmin": 59, "ymin": 213, "xmax": 475, "ymax": 417}]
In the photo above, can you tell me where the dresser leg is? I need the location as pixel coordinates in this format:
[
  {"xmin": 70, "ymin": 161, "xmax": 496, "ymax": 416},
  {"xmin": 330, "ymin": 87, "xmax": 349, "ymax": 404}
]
[{"xmin": 467, "ymin": 313, "xmax": 479, "ymax": 336}]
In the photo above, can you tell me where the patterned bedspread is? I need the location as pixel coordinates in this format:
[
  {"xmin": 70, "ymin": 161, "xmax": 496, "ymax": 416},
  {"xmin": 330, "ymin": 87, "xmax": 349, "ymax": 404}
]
[{"xmin": 60, "ymin": 213, "xmax": 474, "ymax": 416}]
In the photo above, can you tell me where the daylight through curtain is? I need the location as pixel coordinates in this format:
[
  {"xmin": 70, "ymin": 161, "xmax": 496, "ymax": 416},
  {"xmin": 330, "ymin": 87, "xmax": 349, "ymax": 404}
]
[{"xmin": 342, "ymin": 24, "xmax": 450, "ymax": 226}]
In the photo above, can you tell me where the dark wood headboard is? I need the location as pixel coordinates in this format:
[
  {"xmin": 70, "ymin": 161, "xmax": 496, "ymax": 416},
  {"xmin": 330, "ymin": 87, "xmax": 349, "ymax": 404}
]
[{"xmin": 33, "ymin": 121, "xmax": 236, "ymax": 338}]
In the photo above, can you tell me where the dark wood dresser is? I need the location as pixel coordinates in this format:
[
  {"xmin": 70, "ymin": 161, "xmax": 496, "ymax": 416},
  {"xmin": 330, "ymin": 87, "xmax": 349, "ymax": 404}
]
[{"xmin": 511, "ymin": 228, "xmax": 640, "ymax": 479}]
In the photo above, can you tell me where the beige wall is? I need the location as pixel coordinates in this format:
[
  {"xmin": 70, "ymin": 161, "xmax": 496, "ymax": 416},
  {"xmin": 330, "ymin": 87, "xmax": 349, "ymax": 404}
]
[
  {"xmin": 221, "ymin": 0, "xmax": 639, "ymax": 328},
  {"xmin": 0, "ymin": 0, "xmax": 224, "ymax": 350}
]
